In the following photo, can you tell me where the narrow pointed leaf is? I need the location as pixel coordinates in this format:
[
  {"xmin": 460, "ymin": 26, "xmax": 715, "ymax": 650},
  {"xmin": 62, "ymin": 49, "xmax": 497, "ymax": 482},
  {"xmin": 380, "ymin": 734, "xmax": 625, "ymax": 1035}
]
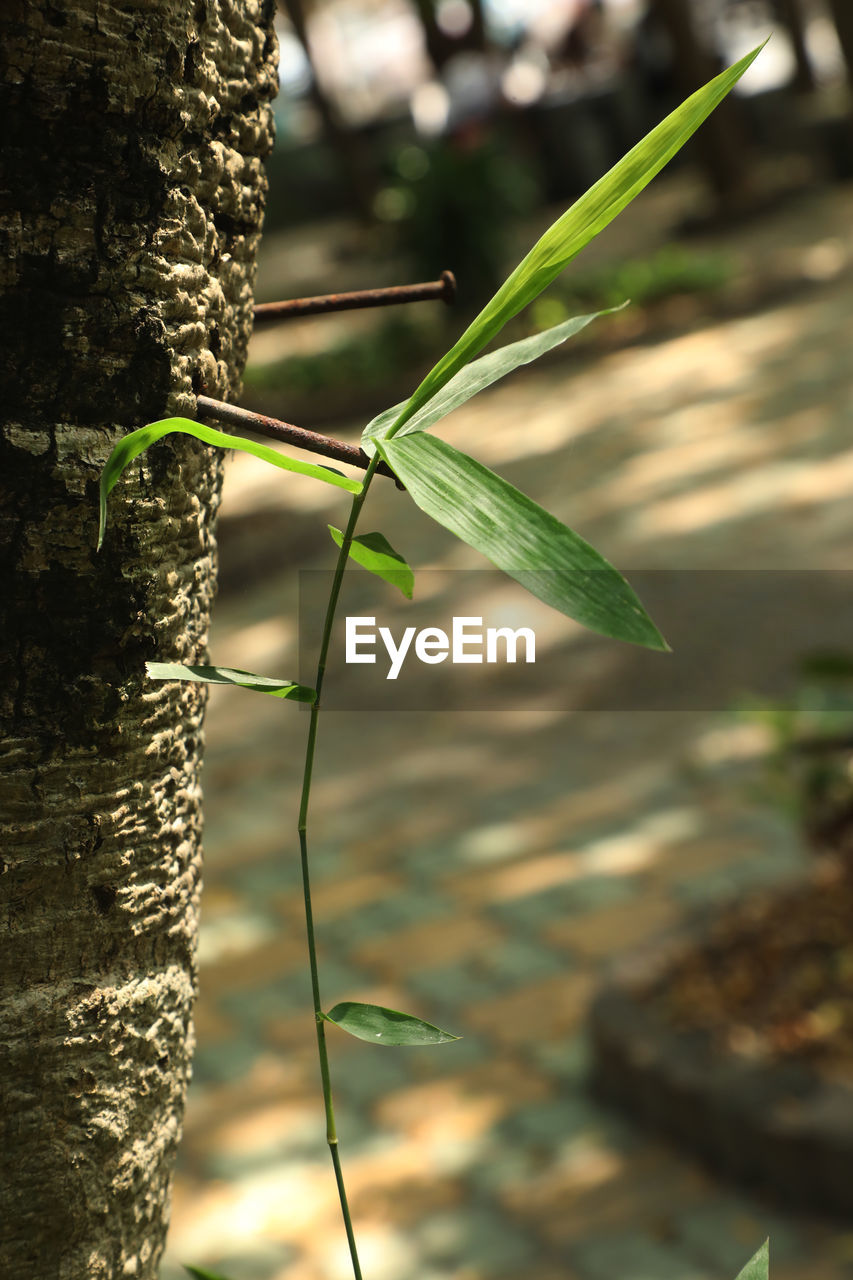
[
  {"xmin": 183, "ymin": 1266, "xmax": 236, "ymax": 1280},
  {"xmin": 146, "ymin": 662, "xmax": 316, "ymax": 703},
  {"xmin": 382, "ymin": 44, "xmax": 764, "ymax": 440},
  {"xmin": 377, "ymin": 433, "xmax": 667, "ymax": 651},
  {"xmin": 361, "ymin": 307, "xmax": 620, "ymax": 454},
  {"xmin": 323, "ymin": 1001, "xmax": 459, "ymax": 1046},
  {"xmin": 98, "ymin": 416, "xmax": 362, "ymax": 549},
  {"xmin": 735, "ymin": 1241, "xmax": 770, "ymax": 1280},
  {"xmin": 328, "ymin": 526, "xmax": 414, "ymax": 598}
]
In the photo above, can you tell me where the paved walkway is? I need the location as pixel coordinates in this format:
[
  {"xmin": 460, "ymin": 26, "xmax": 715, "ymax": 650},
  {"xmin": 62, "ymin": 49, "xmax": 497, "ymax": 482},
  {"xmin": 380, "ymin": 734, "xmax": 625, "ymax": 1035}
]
[{"xmin": 162, "ymin": 182, "xmax": 853, "ymax": 1280}]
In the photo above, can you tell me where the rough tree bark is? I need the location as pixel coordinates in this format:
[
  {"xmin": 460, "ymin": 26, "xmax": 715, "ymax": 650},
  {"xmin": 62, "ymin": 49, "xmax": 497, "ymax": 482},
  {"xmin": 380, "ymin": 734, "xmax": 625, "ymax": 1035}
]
[{"xmin": 0, "ymin": 2, "xmax": 277, "ymax": 1277}]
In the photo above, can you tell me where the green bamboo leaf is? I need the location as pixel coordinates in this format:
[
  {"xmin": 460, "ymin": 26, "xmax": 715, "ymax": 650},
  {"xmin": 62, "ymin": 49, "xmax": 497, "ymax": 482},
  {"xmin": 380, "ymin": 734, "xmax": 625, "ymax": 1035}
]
[
  {"xmin": 146, "ymin": 662, "xmax": 316, "ymax": 703},
  {"xmin": 381, "ymin": 44, "xmax": 764, "ymax": 441},
  {"xmin": 183, "ymin": 1266, "xmax": 236, "ymax": 1280},
  {"xmin": 361, "ymin": 307, "xmax": 620, "ymax": 454},
  {"xmin": 98, "ymin": 416, "xmax": 362, "ymax": 550},
  {"xmin": 377, "ymin": 433, "xmax": 667, "ymax": 651},
  {"xmin": 328, "ymin": 526, "xmax": 414, "ymax": 599},
  {"xmin": 735, "ymin": 1241, "xmax": 770, "ymax": 1280},
  {"xmin": 323, "ymin": 1001, "xmax": 459, "ymax": 1046}
]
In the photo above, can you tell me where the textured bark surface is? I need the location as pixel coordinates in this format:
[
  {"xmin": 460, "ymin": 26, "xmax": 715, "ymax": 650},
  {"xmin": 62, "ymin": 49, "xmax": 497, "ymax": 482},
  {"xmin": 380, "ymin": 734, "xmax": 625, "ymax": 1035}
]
[{"xmin": 0, "ymin": 2, "xmax": 277, "ymax": 1276}]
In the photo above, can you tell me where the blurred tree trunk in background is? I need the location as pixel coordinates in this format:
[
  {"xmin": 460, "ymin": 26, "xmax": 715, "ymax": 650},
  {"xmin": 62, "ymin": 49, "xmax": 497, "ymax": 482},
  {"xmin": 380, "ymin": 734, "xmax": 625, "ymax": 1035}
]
[
  {"xmin": 826, "ymin": 0, "xmax": 853, "ymax": 89},
  {"xmin": 0, "ymin": 1, "xmax": 277, "ymax": 1276},
  {"xmin": 412, "ymin": 0, "xmax": 453, "ymax": 72},
  {"xmin": 411, "ymin": 0, "xmax": 488, "ymax": 71},
  {"xmin": 281, "ymin": 0, "xmax": 376, "ymax": 220},
  {"xmin": 468, "ymin": 0, "xmax": 488, "ymax": 52},
  {"xmin": 651, "ymin": 0, "xmax": 753, "ymax": 208},
  {"xmin": 775, "ymin": 0, "xmax": 815, "ymax": 93}
]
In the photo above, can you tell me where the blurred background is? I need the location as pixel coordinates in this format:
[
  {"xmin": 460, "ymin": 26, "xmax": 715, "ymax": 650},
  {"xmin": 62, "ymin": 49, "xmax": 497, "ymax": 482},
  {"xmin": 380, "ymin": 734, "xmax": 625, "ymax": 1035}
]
[{"xmin": 163, "ymin": 3, "xmax": 853, "ymax": 1278}]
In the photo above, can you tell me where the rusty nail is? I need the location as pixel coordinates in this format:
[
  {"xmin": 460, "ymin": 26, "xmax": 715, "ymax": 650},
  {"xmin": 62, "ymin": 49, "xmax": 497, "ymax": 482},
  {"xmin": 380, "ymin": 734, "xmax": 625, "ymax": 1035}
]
[
  {"xmin": 253, "ymin": 271, "xmax": 457, "ymax": 325},
  {"xmin": 195, "ymin": 395, "xmax": 401, "ymax": 485}
]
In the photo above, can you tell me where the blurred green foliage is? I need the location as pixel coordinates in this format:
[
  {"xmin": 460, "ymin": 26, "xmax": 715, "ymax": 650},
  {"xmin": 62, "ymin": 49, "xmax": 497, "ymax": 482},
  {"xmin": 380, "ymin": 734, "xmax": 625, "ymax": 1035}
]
[
  {"xmin": 243, "ymin": 315, "xmax": 438, "ymax": 397},
  {"xmin": 738, "ymin": 650, "xmax": 853, "ymax": 852},
  {"xmin": 374, "ymin": 134, "xmax": 541, "ymax": 307},
  {"xmin": 531, "ymin": 245, "xmax": 733, "ymax": 331}
]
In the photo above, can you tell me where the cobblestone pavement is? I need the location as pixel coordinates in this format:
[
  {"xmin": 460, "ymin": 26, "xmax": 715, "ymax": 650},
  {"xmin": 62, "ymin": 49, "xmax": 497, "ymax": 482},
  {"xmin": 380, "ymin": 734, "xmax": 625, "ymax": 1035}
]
[{"xmin": 162, "ymin": 182, "xmax": 853, "ymax": 1280}]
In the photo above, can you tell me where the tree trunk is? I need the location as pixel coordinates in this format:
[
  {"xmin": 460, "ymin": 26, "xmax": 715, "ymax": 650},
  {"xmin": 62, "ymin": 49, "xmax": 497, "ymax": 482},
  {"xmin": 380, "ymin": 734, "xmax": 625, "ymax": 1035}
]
[
  {"xmin": 826, "ymin": 0, "xmax": 853, "ymax": 89},
  {"xmin": 0, "ymin": 2, "xmax": 277, "ymax": 1277},
  {"xmin": 411, "ymin": 0, "xmax": 453, "ymax": 73},
  {"xmin": 410, "ymin": 0, "xmax": 487, "ymax": 69},
  {"xmin": 775, "ymin": 0, "xmax": 815, "ymax": 93},
  {"xmin": 280, "ymin": 0, "xmax": 376, "ymax": 220},
  {"xmin": 651, "ymin": 0, "xmax": 752, "ymax": 206},
  {"xmin": 466, "ymin": 0, "xmax": 488, "ymax": 52}
]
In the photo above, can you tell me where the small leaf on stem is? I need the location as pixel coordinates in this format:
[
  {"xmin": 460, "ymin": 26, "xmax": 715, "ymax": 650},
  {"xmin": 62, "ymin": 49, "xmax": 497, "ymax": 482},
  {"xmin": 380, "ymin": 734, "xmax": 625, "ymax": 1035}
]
[
  {"xmin": 323, "ymin": 1001, "xmax": 459, "ymax": 1046},
  {"xmin": 146, "ymin": 662, "xmax": 316, "ymax": 702},
  {"xmin": 328, "ymin": 526, "xmax": 414, "ymax": 598}
]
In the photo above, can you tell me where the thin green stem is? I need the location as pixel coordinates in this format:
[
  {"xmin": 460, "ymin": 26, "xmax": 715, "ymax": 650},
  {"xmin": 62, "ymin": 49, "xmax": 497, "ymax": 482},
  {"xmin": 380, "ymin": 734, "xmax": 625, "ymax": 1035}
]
[{"xmin": 296, "ymin": 455, "xmax": 381, "ymax": 1280}]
